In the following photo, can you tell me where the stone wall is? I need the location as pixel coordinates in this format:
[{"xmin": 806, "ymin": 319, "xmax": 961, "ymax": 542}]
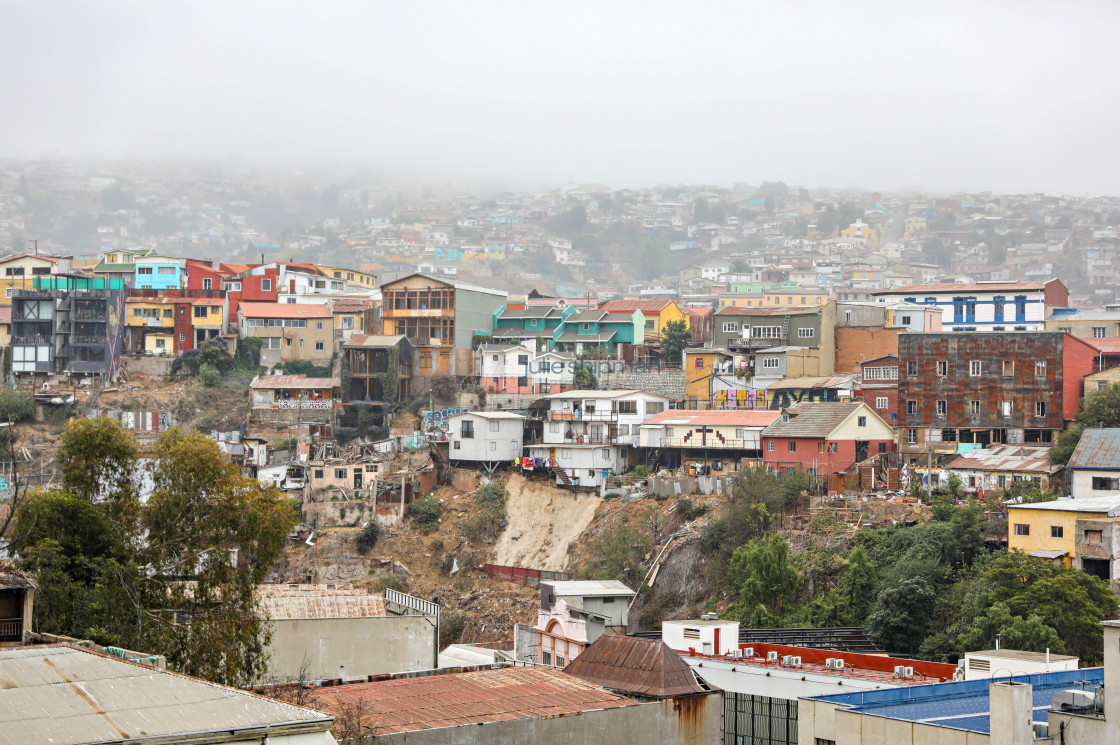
[{"xmin": 598, "ymin": 369, "xmax": 685, "ymax": 400}]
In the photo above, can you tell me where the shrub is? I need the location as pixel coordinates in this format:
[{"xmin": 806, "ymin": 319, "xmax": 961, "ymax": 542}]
[
  {"xmin": 461, "ymin": 481, "xmax": 507, "ymax": 543},
  {"xmin": 0, "ymin": 388, "xmax": 35, "ymax": 423},
  {"xmin": 428, "ymin": 373, "xmax": 459, "ymax": 405},
  {"xmin": 629, "ymin": 465, "xmax": 651, "ymax": 479},
  {"xmin": 675, "ymin": 497, "xmax": 708, "ymax": 521},
  {"xmin": 355, "ymin": 520, "xmax": 381, "ymax": 554},
  {"xmin": 197, "ymin": 364, "xmax": 221, "ymax": 388},
  {"xmin": 439, "ymin": 610, "xmax": 467, "ymax": 649},
  {"xmin": 409, "ymin": 495, "xmax": 443, "ymax": 533}
]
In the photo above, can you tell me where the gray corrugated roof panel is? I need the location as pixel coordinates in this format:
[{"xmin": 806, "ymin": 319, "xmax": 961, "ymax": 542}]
[
  {"xmin": 0, "ymin": 645, "xmax": 332, "ymax": 745},
  {"xmin": 1067, "ymin": 429, "xmax": 1120, "ymax": 471},
  {"xmin": 546, "ymin": 580, "xmax": 636, "ymax": 597}
]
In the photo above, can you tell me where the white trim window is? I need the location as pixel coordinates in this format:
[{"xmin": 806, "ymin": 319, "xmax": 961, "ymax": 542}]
[
  {"xmin": 722, "ymin": 322, "xmax": 739, "ymax": 333},
  {"xmin": 797, "ymin": 327, "xmax": 815, "ymax": 338}
]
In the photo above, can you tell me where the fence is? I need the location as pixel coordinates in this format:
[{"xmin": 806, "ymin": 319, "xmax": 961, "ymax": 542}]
[
  {"xmin": 482, "ymin": 563, "xmax": 571, "ymax": 586},
  {"xmin": 385, "ymin": 588, "xmax": 440, "ymax": 618}
]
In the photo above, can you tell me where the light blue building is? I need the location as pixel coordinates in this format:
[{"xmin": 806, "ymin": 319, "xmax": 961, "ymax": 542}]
[{"xmin": 134, "ymin": 255, "xmax": 183, "ymax": 290}]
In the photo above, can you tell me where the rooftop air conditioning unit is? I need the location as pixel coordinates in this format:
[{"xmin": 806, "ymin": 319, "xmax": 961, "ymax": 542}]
[
  {"xmin": 825, "ymin": 658, "xmax": 845, "ymax": 670},
  {"xmin": 731, "ymin": 649, "xmax": 743, "ymax": 659},
  {"xmin": 894, "ymin": 665, "xmax": 909, "ymax": 677},
  {"xmin": 782, "ymin": 655, "xmax": 802, "ymax": 667},
  {"xmin": 743, "ymin": 647, "xmax": 754, "ymax": 658},
  {"xmin": 1053, "ymin": 689, "xmax": 1096, "ymax": 712},
  {"xmin": 767, "ymin": 651, "xmax": 779, "ymax": 663},
  {"xmin": 904, "ymin": 667, "xmax": 914, "ymax": 678}
]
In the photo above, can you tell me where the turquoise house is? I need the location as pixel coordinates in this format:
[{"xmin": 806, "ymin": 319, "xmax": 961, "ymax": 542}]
[
  {"xmin": 490, "ymin": 305, "xmax": 573, "ymax": 346},
  {"xmin": 552, "ymin": 309, "xmax": 645, "ymax": 354},
  {"xmin": 134, "ymin": 255, "xmax": 183, "ymax": 290}
]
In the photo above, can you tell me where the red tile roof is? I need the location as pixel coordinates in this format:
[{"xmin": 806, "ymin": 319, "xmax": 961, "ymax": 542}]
[
  {"xmin": 312, "ymin": 666, "xmax": 638, "ymax": 736},
  {"xmin": 643, "ymin": 409, "xmax": 781, "ymax": 427},
  {"xmin": 239, "ymin": 302, "xmax": 332, "ymax": 319},
  {"xmin": 682, "ymin": 306, "xmax": 713, "ymax": 318},
  {"xmin": 600, "ymin": 300, "xmax": 679, "ymax": 314},
  {"xmin": 1088, "ymin": 337, "xmax": 1120, "ymax": 355}
]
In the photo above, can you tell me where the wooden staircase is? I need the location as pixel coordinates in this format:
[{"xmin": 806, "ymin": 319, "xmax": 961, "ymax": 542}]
[{"xmin": 549, "ymin": 462, "xmax": 574, "ymax": 487}]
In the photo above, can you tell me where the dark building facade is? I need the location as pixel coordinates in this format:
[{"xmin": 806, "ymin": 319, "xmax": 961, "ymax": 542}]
[{"xmin": 897, "ymin": 332, "xmax": 1099, "ymax": 462}]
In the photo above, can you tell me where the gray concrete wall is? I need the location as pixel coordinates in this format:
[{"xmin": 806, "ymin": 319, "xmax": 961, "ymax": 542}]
[
  {"xmin": 455, "ymin": 288, "xmax": 508, "ymax": 352},
  {"xmin": 122, "ymin": 355, "xmax": 176, "ymax": 377},
  {"xmin": 266, "ymin": 615, "xmax": 434, "ymax": 683},
  {"xmin": 376, "ymin": 692, "xmax": 721, "ymax": 745}
]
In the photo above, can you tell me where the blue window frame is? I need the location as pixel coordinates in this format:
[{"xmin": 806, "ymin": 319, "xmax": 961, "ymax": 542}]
[
  {"xmin": 1014, "ymin": 295, "xmax": 1027, "ymax": 322},
  {"xmin": 993, "ymin": 296, "xmax": 1004, "ymax": 323},
  {"xmin": 953, "ymin": 297, "xmax": 966, "ymax": 323}
]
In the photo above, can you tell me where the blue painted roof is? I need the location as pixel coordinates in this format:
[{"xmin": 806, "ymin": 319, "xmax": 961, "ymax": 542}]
[{"xmin": 809, "ymin": 667, "xmax": 1103, "ymax": 734}]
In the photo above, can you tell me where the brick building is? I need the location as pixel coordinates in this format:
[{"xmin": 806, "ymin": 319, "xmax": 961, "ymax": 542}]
[
  {"xmin": 897, "ymin": 332, "xmax": 1099, "ymax": 462},
  {"xmin": 854, "ymin": 354, "xmax": 900, "ymax": 424},
  {"xmin": 834, "ymin": 326, "xmax": 901, "ymax": 374}
]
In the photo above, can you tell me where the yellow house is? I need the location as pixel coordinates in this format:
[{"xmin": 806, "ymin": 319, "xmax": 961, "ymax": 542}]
[
  {"xmin": 904, "ymin": 215, "xmax": 928, "ymax": 235},
  {"xmin": 1007, "ymin": 496, "xmax": 1120, "ymax": 581},
  {"xmin": 319, "ymin": 265, "xmax": 378, "ymax": 290},
  {"xmin": 840, "ymin": 220, "xmax": 880, "ymax": 250},
  {"xmin": 683, "ymin": 347, "xmax": 734, "ymax": 405},
  {"xmin": 598, "ymin": 300, "xmax": 686, "ymax": 343},
  {"xmin": 126, "ymin": 296, "xmax": 177, "ymax": 353},
  {"xmin": 0, "ymin": 254, "xmax": 64, "ymax": 303}
]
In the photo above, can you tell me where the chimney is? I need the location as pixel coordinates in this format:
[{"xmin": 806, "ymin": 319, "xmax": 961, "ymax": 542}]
[{"xmin": 989, "ymin": 681, "xmax": 1033, "ymax": 745}]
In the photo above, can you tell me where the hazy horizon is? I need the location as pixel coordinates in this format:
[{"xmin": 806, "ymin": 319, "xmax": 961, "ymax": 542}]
[{"xmin": 4, "ymin": 1, "xmax": 1119, "ymax": 195}]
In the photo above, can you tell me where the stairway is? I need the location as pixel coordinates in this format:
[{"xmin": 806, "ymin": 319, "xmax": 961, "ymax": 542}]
[{"xmin": 549, "ymin": 463, "xmax": 573, "ymax": 487}]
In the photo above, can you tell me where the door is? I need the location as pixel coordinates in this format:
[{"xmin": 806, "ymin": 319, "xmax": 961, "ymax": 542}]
[
  {"xmin": 855, "ymin": 441, "xmax": 868, "ymax": 463},
  {"xmin": 713, "ymin": 627, "xmax": 720, "ymax": 654},
  {"xmin": 353, "ymin": 471, "xmax": 363, "ymax": 488}
]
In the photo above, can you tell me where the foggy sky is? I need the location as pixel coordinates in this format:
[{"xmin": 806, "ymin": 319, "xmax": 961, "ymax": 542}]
[{"xmin": 3, "ymin": 1, "xmax": 1119, "ymax": 195}]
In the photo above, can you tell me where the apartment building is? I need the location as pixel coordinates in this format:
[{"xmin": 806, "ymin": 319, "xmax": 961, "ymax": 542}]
[
  {"xmin": 475, "ymin": 342, "xmax": 575, "ymax": 395},
  {"xmin": 872, "ymin": 279, "xmax": 1068, "ymax": 332},
  {"xmin": 238, "ymin": 302, "xmax": 334, "ymax": 366},
  {"xmin": 711, "ymin": 303, "xmax": 836, "ymax": 373},
  {"xmin": 896, "ymin": 332, "xmax": 1099, "ymax": 460}
]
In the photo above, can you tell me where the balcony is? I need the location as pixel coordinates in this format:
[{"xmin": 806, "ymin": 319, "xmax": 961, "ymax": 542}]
[
  {"xmin": 72, "ymin": 310, "xmax": 106, "ymax": 321},
  {"xmin": 12, "ymin": 335, "xmax": 51, "ymax": 345},
  {"xmin": 0, "ymin": 617, "xmax": 21, "ymax": 643},
  {"xmin": 546, "ymin": 410, "xmax": 619, "ymax": 422},
  {"xmin": 663, "ymin": 438, "xmax": 746, "ymax": 449},
  {"xmin": 71, "ymin": 335, "xmax": 107, "ymax": 346},
  {"xmin": 729, "ymin": 336, "xmax": 786, "ymax": 351}
]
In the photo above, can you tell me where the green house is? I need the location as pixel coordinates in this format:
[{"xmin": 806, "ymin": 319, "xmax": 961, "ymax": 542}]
[
  {"xmin": 490, "ymin": 305, "xmax": 574, "ymax": 346},
  {"xmin": 552, "ymin": 309, "xmax": 645, "ymax": 354}
]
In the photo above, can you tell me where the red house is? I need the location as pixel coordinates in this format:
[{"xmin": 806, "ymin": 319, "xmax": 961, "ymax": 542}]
[
  {"xmin": 855, "ymin": 354, "xmax": 899, "ymax": 424},
  {"xmin": 761, "ymin": 401, "xmax": 896, "ymax": 477},
  {"xmin": 185, "ymin": 259, "xmax": 253, "ymax": 322}
]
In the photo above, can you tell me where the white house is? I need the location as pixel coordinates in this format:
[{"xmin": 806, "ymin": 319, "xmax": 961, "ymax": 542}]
[
  {"xmin": 526, "ymin": 389, "xmax": 670, "ymax": 489},
  {"xmin": 1067, "ymin": 429, "xmax": 1120, "ymax": 499},
  {"xmin": 447, "ymin": 411, "xmax": 526, "ymax": 472},
  {"xmin": 474, "ymin": 343, "xmax": 575, "ymax": 395},
  {"xmin": 871, "ymin": 279, "xmax": 1068, "ymax": 332}
]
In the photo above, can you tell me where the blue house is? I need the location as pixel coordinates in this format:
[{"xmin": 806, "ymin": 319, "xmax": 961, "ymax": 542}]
[
  {"xmin": 552, "ymin": 309, "xmax": 645, "ymax": 354},
  {"xmin": 134, "ymin": 255, "xmax": 183, "ymax": 290},
  {"xmin": 491, "ymin": 305, "xmax": 574, "ymax": 346}
]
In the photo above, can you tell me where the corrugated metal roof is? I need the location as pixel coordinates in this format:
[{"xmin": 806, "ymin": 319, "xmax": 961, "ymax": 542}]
[
  {"xmin": 239, "ymin": 302, "xmax": 333, "ymax": 318},
  {"xmin": 599, "ymin": 300, "xmax": 677, "ymax": 314},
  {"xmin": 312, "ymin": 666, "xmax": 638, "ymax": 736},
  {"xmin": 1067, "ymin": 429, "xmax": 1120, "ymax": 471},
  {"xmin": 1009, "ymin": 495, "xmax": 1120, "ymax": 516},
  {"xmin": 765, "ymin": 375, "xmax": 855, "ymax": 390},
  {"xmin": 563, "ymin": 635, "xmax": 707, "ymax": 698},
  {"xmin": 344, "ymin": 334, "xmax": 409, "ymax": 348},
  {"xmin": 0, "ymin": 645, "xmax": 331, "ymax": 745},
  {"xmin": 943, "ymin": 445, "xmax": 1059, "ymax": 475},
  {"xmin": 642, "ymin": 409, "xmax": 781, "ymax": 427},
  {"xmin": 0, "ymin": 566, "xmax": 36, "ymax": 591},
  {"xmin": 874, "ymin": 280, "xmax": 1049, "ymax": 295},
  {"xmin": 250, "ymin": 375, "xmax": 340, "ymax": 390},
  {"xmin": 257, "ymin": 585, "xmax": 387, "ymax": 620}
]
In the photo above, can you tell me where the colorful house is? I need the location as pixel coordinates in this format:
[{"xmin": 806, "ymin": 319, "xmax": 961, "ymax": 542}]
[
  {"xmin": 134, "ymin": 255, "xmax": 183, "ymax": 290},
  {"xmin": 490, "ymin": 305, "xmax": 574, "ymax": 345},
  {"xmin": 239, "ymin": 302, "xmax": 334, "ymax": 366},
  {"xmin": 0, "ymin": 254, "xmax": 65, "ymax": 304},
  {"xmin": 761, "ymin": 401, "xmax": 896, "ymax": 479},
  {"xmin": 552, "ymin": 309, "xmax": 645, "ymax": 355},
  {"xmin": 1007, "ymin": 496, "xmax": 1120, "ymax": 590},
  {"xmin": 682, "ymin": 347, "xmax": 735, "ymax": 406},
  {"xmin": 639, "ymin": 409, "xmax": 782, "ymax": 472},
  {"xmin": 598, "ymin": 300, "xmax": 686, "ymax": 343}
]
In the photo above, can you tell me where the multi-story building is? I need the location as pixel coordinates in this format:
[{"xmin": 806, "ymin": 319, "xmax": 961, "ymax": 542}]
[
  {"xmin": 1047, "ymin": 308, "xmax": 1120, "ymax": 339},
  {"xmin": 719, "ymin": 286, "xmax": 829, "ymax": 308},
  {"xmin": 446, "ymin": 411, "xmax": 526, "ymax": 472},
  {"xmin": 11, "ymin": 276, "xmax": 128, "ymax": 383},
  {"xmin": 638, "ymin": 409, "xmax": 781, "ymax": 471},
  {"xmin": 1067, "ymin": 429, "xmax": 1120, "ymax": 499},
  {"xmin": 896, "ymin": 332, "xmax": 1099, "ymax": 459},
  {"xmin": 598, "ymin": 300, "xmax": 686, "ymax": 343},
  {"xmin": 761, "ymin": 401, "xmax": 896, "ymax": 479},
  {"xmin": 854, "ymin": 353, "xmax": 899, "ymax": 423},
  {"xmin": 872, "ymin": 279, "xmax": 1068, "ymax": 332},
  {"xmin": 535, "ymin": 580, "xmax": 636, "ymax": 667},
  {"xmin": 380, "ymin": 273, "xmax": 507, "ymax": 376},
  {"xmin": 711, "ymin": 304, "xmax": 836, "ymax": 371},
  {"xmin": 526, "ymin": 390, "xmax": 670, "ymax": 489},
  {"xmin": 0, "ymin": 254, "xmax": 67, "ymax": 304},
  {"xmin": 238, "ymin": 302, "xmax": 334, "ymax": 366},
  {"xmin": 342, "ymin": 334, "xmax": 415, "ymax": 401},
  {"xmin": 1007, "ymin": 495, "xmax": 1120, "ymax": 590},
  {"xmin": 490, "ymin": 305, "xmax": 574, "ymax": 345},
  {"xmin": 133, "ymin": 255, "xmax": 183, "ymax": 290},
  {"xmin": 475, "ymin": 343, "xmax": 575, "ymax": 395},
  {"xmin": 551, "ymin": 309, "xmax": 645, "ymax": 355}
]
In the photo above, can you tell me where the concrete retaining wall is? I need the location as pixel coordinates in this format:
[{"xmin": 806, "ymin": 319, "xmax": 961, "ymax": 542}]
[{"xmin": 266, "ymin": 615, "xmax": 434, "ymax": 682}]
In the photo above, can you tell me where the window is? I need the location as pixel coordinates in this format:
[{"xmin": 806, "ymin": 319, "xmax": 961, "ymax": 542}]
[
  {"xmin": 193, "ymin": 306, "xmax": 208, "ymax": 318},
  {"xmin": 907, "ymin": 361, "xmax": 917, "ymax": 375},
  {"xmin": 936, "ymin": 360, "xmax": 947, "ymax": 376},
  {"xmin": 907, "ymin": 428, "xmax": 917, "ymax": 444},
  {"xmin": 829, "ymin": 442, "xmax": 839, "ymax": 454},
  {"xmin": 970, "ymin": 360, "xmax": 982, "ymax": 376},
  {"xmin": 1086, "ymin": 529, "xmax": 1104, "ymax": 545},
  {"xmin": 857, "ymin": 416, "xmax": 867, "ymax": 427},
  {"xmin": 788, "ymin": 441, "xmax": 796, "ymax": 452},
  {"xmin": 202, "ymin": 278, "xmax": 212, "ymax": 290},
  {"xmin": 1051, "ymin": 526, "xmax": 1064, "ymax": 538},
  {"xmin": 616, "ymin": 401, "xmax": 637, "ymax": 415},
  {"xmin": 751, "ymin": 326, "xmax": 783, "ymax": 338},
  {"xmin": 864, "ymin": 366, "xmax": 898, "ymax": 380},
  {"xmin": 314, "ymin": 469, "xmax": 324, "ymax": 479},
  {"xmin": 316, "ymin": 321, "xmax": 324, "ymax": 330},
  {"xmin": 1036, "ymin": 361, "xmax": 1046, "ymax": 377},
  {"xmin": 315, "ymin": 341, "xmax": 325, "ymax": 351},
  {"xmin": 1094, "ymin": 327, "xmax": 1107, "ymax": 338},
  {"xmin": 993, "ymin": 295, "xmax": 1004, "ymax": 322},
  {"xmin": 157, "ymin": 266, "xmax": 175, "ymax": 275},
  {"xmin": 163, "ymin": 308, "xmax": 172, "ymax": 317},
  {"xmin": 1092, "ymin": 477, "xmax": 1120, "ymax": 491},
  {"xmin": 618, "ymin": 424, "xmax": 629, "ymax": 435},
  {"xmin": 1002, "ymin": 360, "xmax": 1014, "ymax": 377},
  {"xmin": 969, "ymin": 400, "xmax": 981, "ymax": 415},
  {"xmin": 179, "ymin": 332, "xmax": 186, "ymax": 342},
  {"xmin": 3, "ymin": 289, "xmax": 10, "ymax": 299},
  {"xmin": 542, "ymin": 652, "xmax": 551, "ymax": 665},
  {"xmin": 906, "ymin": 400, "xmax": 916, "ymax": 415},
  {"xmin": 695, "ymin": 357, "xmax": 704, "ymax": 369},
  {"xmin": 936, "ymin": 400, "xmax": 946, "ymax": 416},
  {"xmin": 335, "ymin": 469, "xmax": 347, "ymax": 479},
  {"xmin": 1035, "ymin": 401, "xmax": 1047, "ymax": 417},
  {"xmin": 261, "ymin": 278, "xmax": 272, "ymax": 292},
  {"xmin": 137, "ymin": 267, "xmax": 153, "ymax": 275},
  {"xmin": 460, "ymin": 420, "xmax": 474, "ymax": 438},
  {"xmin": 646, "ymin": 402, "xmax": 664, "ymax": 415},
  {"xmin": 762, "ymin": 357, "xmax": 780, "ymax": 369},
  {"xmin": 797, "ymin": 327, "xmax": 815, "ymax": 338},
  {"xmin": 489, "ymin": 420, "xmax": 500, "ymax": 432},
  {"xmin": 548, "ymin": 422, "xmax": 560, "ymax": 434},
  {"xmin": 488, "ymin": 441, "xmax": 497, "ymax": 451},
  {"xmin": 818, "ymin": 442, "xmax": 826, "ymax": 454},
  {"xmin": 1014, "ymin": 524, "xmax": 1030, "ymax": 536},
  {"xmin": 644, "ymin": 319, "xmax": 654, "ymax": 329},
  {"xmin": 1001, "ymin": 401, "xmax": 1012, "ymax": 417},
  {"xmin": 876, "ymin": 397, "xmax": 888, "ymax": 410},
  {"xmin": 767, "ymin": 441, "xmax": 774, "ymax": 451},
  {"xmin": 1014, "ymin": 295, "xmax": 1027, "ymax": 321}
]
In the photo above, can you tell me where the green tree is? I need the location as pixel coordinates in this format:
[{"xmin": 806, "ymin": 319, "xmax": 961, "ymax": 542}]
[
  {"xmin": 0, "ymin": 389, "xmax": 35, "ymax": 423},
  {"xmin": 573, "ymin": 364, "xmax": 597, "ymax": 390},
  {"xmin": 56, "ymin": 415, "xmax": 140, "ymax": 531},
  {"xmin": 840, "ymin": 546, "xmax": 877, "ymax": 624},
  {"xmin": 1051, "ymin": 383, "xmax": 1120, "ymax": 464},
  {"xmin": 582, "ymin": 522, "xmax": 651, "ymax": 587},
  {"xmin": 659, "ymin": 319, "xmax": 691, "ymax": 365},
  {"xmin": 955, "ymin": 601, "xmax": 1065, "ymax": 655},
  {"xmin": 867, "ymin": 577, "xmax": 939, "ymax": 655},
  {"xmin": 380, "ymin": 347, "xmax": 399, "ymax": 403},
  {"xmin": 728, "ymin": 534, "xmax": 799, "ymax": 625}
]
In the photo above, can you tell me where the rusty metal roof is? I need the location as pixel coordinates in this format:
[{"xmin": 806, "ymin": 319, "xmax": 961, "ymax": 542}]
[
  {"xmin": 563, "ymin": 635, "xmax": 707, "ymax": 698},
  {"xmin": 0, "ymin": 645, "xmax": 332, "ymax": 744},
  {"xmin": 312, "ymin": 666, "xmax": 638, "ymax": 736},
  {"xmin": 1067, "ymin": 429, "xmax": 1120, "ymax": 471},
  {"xmin": 943, "ymin": 445, "xmax": 1060, "ymax": 475},
  {"xmin": 250, "ymin": 375, "xmax": 340, "ymax": 390},
  {"xmin": 0, "ymin": 565, "xmax": 36, "ymax": 591},
  {"xmin": 257, "ymin": 585, "xmax": 387, "ymax": 620}
]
